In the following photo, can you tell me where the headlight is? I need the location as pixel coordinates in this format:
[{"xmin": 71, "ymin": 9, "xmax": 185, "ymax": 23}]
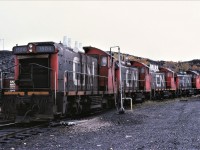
[
  {"xmin": 28, "ymin": 44, "xmax": 33, "ymax": 52},
  {"xmin": 29, "ymin": 44, "xmax": 33, "ymax": 48}
]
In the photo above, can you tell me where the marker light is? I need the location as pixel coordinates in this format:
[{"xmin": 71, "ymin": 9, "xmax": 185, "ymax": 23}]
[
  {"xmin": 29, "ymin": 44, "xmax": 33, "ymax": 48},
  {"xmin": 28, "ymin": 44, "xmax": 33, "ymax": 52}
]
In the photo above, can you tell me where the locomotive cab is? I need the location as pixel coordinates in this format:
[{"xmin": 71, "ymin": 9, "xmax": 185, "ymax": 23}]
[
  {"xmin": 175, "ymin": 72, "xmax": 193, "ymax": 97},
  {"xmin": 130, "ymin": 60, "xmax": 151, "ymax": 92},
  {"xmin": 83, "ymin": 46, "xmax": 116, "ymax": 94},
  {"xmin": 16, "ymin": 56, "xmax": 50, "ymax": 90},
  {"xmin": 1, "ymin": 42, "xmax": 59, "ymax": 121},
  {"xmin": 159, "ymin": 67, "xmax": 176, "ymax": 98},
  {"xmin": 186, "ymin": 70, "xmax": 200, "ymax": 94},
  {"xmin": 159, "ymin": 67, "xmax": 176, "ymax": 90},
  {"xmin": 13, "ymin": 42, "xmax": 58, "ymax": 92}
]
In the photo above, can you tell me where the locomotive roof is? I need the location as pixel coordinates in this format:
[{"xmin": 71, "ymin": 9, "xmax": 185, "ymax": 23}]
[
  {"xmin": 197, "ymin": 70, "xmax": 200, "ymax": 74},
  {"xmin": 130, "ymin": 60, "xmax": 150, "ymax": 69},
  {"xmin": 28, "ymin": 41, "xmax": 55, "ymax": 45},
  {"xmin": 27, "ymin": 42, "xmax": 72, "ymax": 50},
  {"xmin": 187, "ymin": 70, "xmax": 200, "ymax": 75},
  {"xmin": 159, "ymin": 67, "xmax": 174, "ymax": 73},
  {"xmin": 13, "ymin": 42, "xmax": 56, "ymax": 48},
  {"xmin": 176, "ymin": 72, "xmax": 192, "ymax": 76},
  {"xmin": 83, "ymin": 46, "xmax": 111, "ymax": 56}
]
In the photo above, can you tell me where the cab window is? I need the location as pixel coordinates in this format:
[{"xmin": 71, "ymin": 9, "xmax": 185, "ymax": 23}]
[
  {"xmin": 101, "ymin": 56, "xmax": 107, "ymax": 67},
  {"xmin": 140, "ymin": 67, "xmax": 145, "ymax": 73},
  {"xmin": 167, "ymin": 72, "xmax": 171, "ymax": 77}
]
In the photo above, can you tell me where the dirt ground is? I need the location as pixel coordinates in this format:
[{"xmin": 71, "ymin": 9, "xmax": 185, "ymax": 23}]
[{"xmin": 2, "ymin": 97, "xmax": 200, "ymax": 150}]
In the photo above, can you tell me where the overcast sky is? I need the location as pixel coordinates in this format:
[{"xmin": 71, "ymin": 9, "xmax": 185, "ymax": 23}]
[{"xmin": 0, "ymin": 1, "xmax": 200, "ymax": 61}]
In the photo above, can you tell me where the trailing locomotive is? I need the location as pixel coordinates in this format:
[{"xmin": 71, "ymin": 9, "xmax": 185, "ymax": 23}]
[
  {"xmin": 0, "ymin": 40, "xmax": 200, "ymax": 122},
  {"xmin": 175, "ymin": 72, "xmax": 193, "ymax": 96}
]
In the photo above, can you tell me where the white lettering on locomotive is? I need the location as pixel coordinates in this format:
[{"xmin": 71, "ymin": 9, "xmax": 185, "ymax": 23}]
[
  {"xmin": 180, "ymin": 77, "xmax": 184, "ymax": 87},
  {"xmin": 126, "ymin": 70, "xmax": 138, "ymax": 87},
  {"xmin": 180, "ymin": 76, "xmax": 191, "ymax": 87},
  {"xmin": 92, "ymin": 62, "xmax": 95, "ymax": 85},
  {"xmin": 82, "ymin": 62, "xmax": 86, "ymax": 86},
  {"xmin": 155, "ymin": 74, "xmax": 165, "ymax": 88},
  {"xmin": 86, "ymin": 62, "xmax": 95, "ymax": 86},
  {"xmin": 187, "ymin": 77, "xmax": 191, "ymax": 87},
  {"xmin": 73, "ymin": 57, "xmax": 95, "ymax": 86},
  {"xmin": 9, "ymin": 80, "xmax": 15, "ymax": 92},
  {"xmin": 73, "ymin": 57, "xmax": 80, "ymax": 86},
  {"xmin": 149, "ymin": 64, "xmax": 159, "ymax": 72},
  {"xmin": 125, "ymin": 70, "xmax": 130, "ymax": 87}
]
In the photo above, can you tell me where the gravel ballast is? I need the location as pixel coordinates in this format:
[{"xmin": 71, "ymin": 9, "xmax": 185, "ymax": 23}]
[{"xmin": 2, "ymin": 97, "xmax": 200, "ymax": 150}]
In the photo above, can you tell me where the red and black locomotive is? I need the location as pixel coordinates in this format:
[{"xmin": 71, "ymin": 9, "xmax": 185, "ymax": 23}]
[
  {"xmin": 0, "ymin": 41, "xmax": 200, "ymax": 121},
  {"xmin": 0, "ymin": 42, "xmax": 118, "ymax": 120}
]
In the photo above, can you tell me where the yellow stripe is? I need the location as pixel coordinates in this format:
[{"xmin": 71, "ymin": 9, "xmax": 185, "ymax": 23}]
[
  {"xmin": 28, "ymin": 91, "xmax": 49, "ymax": 96},
  {"xmin": 4, "ymin": 92, "xmax": 25, "ymax": 96}
]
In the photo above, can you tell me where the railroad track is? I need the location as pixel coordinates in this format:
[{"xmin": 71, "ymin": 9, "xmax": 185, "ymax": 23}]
[
  {"xmin": 0, "ymin": 120, "xmax": 15, "ymax": 125},
  {"xmin": 0, "ymin": 122, "xmax": 50, "ymax": 144}
]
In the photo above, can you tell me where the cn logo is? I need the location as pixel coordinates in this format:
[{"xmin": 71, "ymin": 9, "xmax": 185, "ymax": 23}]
[
  {"xmin": 155, "ymin": 74, "xmax": 165, "ymax": 87},
  {"xmin": 73, "ymin": 57, "xmax": 94, "ymax": 86}
]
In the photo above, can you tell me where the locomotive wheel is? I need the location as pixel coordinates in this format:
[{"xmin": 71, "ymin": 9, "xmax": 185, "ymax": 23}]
[
  {"xmin": 2, "ymin": 98, "xmax": 15, "ymax": 120},
  {"xmin": 66, "ymin": 101, "xmax": 83, "ymax": 116},
  {"xmin": 74, "ymin": 101, "xmax": 83, "ymax": 115}
]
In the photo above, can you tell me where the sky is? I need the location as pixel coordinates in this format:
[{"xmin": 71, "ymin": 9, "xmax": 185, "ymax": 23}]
[{"xmin": 0, "ymin": 1, "xmax": 200, "ymax": 62}]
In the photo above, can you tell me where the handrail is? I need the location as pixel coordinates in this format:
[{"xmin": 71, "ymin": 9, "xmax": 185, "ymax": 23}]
[
  {"xmin": 29, "ymin": 63, "xmax": 57, "ymax": 105},
  {"xmin": 122, "ymin": 79, "xmax": 143, "ymax": 90},
  {"xmin": 63, "ymin": 70, "xmax": 108, "ymax": 96}
]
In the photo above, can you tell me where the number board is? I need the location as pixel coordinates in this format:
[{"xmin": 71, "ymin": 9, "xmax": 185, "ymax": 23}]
[
  {"xmin": 13, "ymin": 46, "xmax": 27, "ymax": 54},
  {"xmin": 36, "ymin": 46, "xmax": 55, "ymax": 53}
]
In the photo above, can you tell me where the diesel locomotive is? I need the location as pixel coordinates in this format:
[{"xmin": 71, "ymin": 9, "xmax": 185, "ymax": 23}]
[
  {"xmin": 0, "ymin": 41, "xmax": 200, "ymax": 121},
  {"xmin": 0, "ymin": 42, "xmax": 119, "ymax": 121}
]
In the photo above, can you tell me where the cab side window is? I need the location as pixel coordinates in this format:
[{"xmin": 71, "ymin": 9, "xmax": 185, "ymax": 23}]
[
  {"xmin": 140, "ymin": 67, "xmax": 145, "ymax": 73},
  {"xmin": 167, "ymin": 72, "xmax": 171, "ymax": 77},
  {"xmin": 101, "ymin": 56, "xmax": 107, "ymax": 67}
]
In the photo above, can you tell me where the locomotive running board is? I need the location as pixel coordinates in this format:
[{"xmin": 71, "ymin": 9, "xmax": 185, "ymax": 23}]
[{"xmin": 67, "ymin": 91, "xmax": 106, "ymax": 96}]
